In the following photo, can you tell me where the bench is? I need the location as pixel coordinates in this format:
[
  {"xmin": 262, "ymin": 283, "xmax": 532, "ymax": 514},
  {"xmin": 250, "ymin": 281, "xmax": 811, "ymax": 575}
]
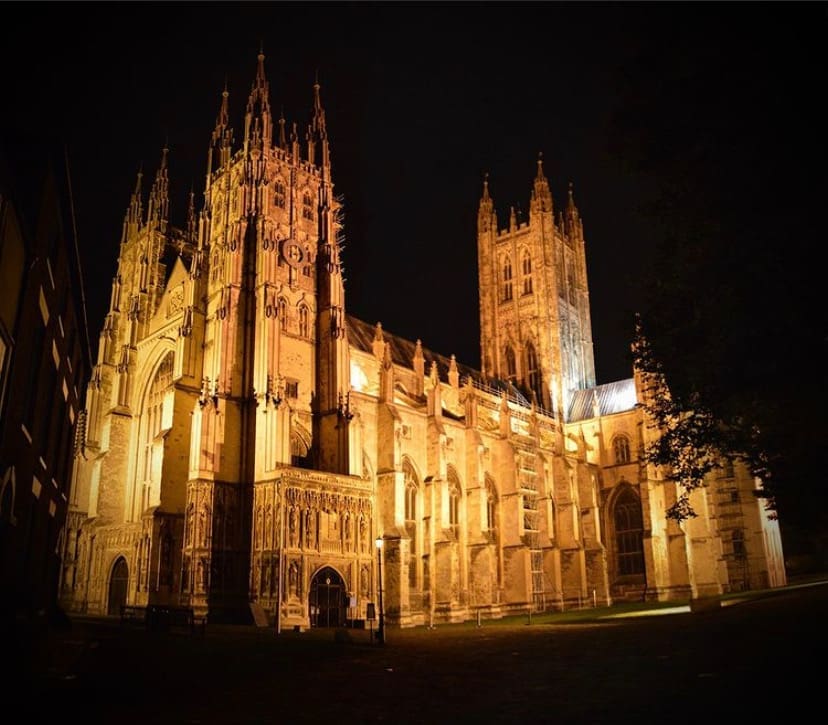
[
  {"xmin": 147, "ymin": 605, "xmax": 207, "ymax": 635},
  {"xmin": 119, "ymin": 604, "xmax": 206, "ymax": 634}
]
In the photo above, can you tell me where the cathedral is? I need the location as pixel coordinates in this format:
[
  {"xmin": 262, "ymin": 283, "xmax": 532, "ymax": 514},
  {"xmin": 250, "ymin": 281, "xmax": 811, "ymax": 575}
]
[{"xmin": 59, "ymin": 52, "xmax": 786, "ymax": 629}]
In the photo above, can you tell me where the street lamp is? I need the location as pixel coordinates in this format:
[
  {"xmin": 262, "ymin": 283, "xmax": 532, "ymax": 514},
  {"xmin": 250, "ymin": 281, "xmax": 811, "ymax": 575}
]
[{"xmin": 375, "ymin": 536, "xmax": 385, "ymax": 644}]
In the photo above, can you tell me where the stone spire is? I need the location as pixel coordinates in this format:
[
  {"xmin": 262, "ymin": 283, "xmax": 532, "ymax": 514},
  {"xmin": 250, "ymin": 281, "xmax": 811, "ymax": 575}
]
[
  {"xmin": 278, "ymin": 107, "xmax": 287, "ymax": 150},
  {"xmin": 207, "ymin": 82, "xmax": 233, "ymax": 179},
  {"xmin": 477, "ymin": 172, "xmax": 497, "ymax": 233},
  {"xmin": 306, "ymin": 72, "xmax": 331, "ymax": 173},
  {"xmin": 146, "ymin": 146, "xmax": 169, "ymax": 228},
  {"xmin": 531, "ymin": 152, "xmax": 553, "ymax": 214},
  {"xmin": 244, "ymin": 50, "xmax": 272, "ymax": 153},
  {"xmin": 564, "ymin": 181, "xmax": 582, "ymax": 238},
  {"xmin": 121, "ymin": 166, "xmax": 143, "ymax": 243}
]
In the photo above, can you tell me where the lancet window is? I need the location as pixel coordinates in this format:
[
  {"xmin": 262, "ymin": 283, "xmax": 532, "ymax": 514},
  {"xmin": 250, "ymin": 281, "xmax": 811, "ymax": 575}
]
[
  {"xmin": 502, "ymin": 256, "xmax": 513, "ymax": 302},
  {"xmin": 521, "ymin": 250, "xmax": 533, "ymax": 295},
  {"xmin": 614, "ymin": 488, "xmax": 645, "ymax": 576}
]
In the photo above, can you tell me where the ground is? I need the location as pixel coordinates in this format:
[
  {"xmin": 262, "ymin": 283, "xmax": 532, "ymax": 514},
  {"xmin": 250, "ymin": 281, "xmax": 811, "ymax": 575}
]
[{"xmin": 14, "ymin": 578, "xmax": 827, "ymax": 723}]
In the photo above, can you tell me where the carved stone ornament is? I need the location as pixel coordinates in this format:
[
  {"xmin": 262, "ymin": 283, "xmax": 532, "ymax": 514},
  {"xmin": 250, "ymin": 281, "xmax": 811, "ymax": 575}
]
[{"xmin": 280, "ymin": 239, "xmax": 304, "ymax": 269}]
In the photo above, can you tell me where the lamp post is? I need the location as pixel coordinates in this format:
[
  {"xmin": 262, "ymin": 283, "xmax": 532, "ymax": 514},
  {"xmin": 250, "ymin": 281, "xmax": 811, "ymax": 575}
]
[{"xmin": 375, "ymin": 536, "xmax": 385, "ymax": 644}]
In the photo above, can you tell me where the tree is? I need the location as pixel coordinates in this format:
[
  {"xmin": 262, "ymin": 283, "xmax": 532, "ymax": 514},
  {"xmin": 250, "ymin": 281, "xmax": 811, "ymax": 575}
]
[{"xmin": 608, "ymin": 6, "xmax": 828, "ymax": 567}]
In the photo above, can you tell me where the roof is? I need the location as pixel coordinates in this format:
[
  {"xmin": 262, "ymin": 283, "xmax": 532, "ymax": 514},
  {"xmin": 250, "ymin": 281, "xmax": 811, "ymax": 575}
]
[
  {"xmin": 346, "ymin": 314, "xmax": 531, "ymax": 406},
  {"xmin": 568, "ymin": 378, "xmax": 638, "ymax": 422}
]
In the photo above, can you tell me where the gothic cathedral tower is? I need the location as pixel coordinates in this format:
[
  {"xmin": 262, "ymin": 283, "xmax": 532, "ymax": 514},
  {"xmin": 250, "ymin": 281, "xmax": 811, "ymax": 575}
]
[
  {"xmin": 183, "ymin": 53, "xmax": 356, "ymax": 617},
  {"xmin": 477, "ymin": 155, "xmax": 595, "ymax": 420},
  {"xmin": 68, "ymin": 52, "xmax": 359, "ymax": 622}
]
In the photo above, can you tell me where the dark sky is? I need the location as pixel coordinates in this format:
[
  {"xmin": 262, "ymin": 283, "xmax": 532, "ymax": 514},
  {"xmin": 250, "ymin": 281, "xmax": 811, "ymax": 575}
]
[{"xmin": 3, "ymin": 1, "xmax": 824, "ymax": 386}]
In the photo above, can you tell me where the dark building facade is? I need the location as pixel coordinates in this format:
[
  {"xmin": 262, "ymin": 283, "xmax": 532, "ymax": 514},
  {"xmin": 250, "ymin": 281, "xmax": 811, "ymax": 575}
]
[{"xmin": 0, "ymin": 149, "xmax": 91, "ymax": 630}]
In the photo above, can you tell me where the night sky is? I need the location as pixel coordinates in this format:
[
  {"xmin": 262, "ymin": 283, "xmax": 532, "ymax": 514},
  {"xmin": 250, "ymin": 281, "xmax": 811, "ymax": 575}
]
[{"xmin": 2, "ymin": 2, "xmax": 824, "ymax": 386}]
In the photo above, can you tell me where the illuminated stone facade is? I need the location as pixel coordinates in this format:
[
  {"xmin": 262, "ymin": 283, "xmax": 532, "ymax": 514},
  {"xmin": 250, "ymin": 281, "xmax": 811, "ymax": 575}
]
[{"xmin": 59, "ymin": 54, "xmax": 786, "ymax": 628}]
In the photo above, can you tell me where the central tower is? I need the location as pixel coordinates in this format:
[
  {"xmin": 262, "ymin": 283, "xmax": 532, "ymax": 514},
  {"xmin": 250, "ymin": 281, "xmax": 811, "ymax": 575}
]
[{"xmin": 476, "ymin": 155, "xmax": 595, "ymax": 420}]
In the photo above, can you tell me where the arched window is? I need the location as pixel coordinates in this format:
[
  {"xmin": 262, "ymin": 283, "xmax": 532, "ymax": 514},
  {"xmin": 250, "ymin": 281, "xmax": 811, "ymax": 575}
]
[
  {"xmin": 403, "ymin": 460, "xmax": 419, "ymax": 589},
  {"xmin": 273, "ymin": 179, "xmax": 286, "ymax": 209},
  {"xmin": 291, "ymin": 429, "xmax": 312, "ymax": 469},
  {"xmin": 521, "ymin": 250, "xmax": 533, "ymax": 295},
  {"xmin": 298, "ymin": 305, "xmax": 310, "ymax": 338},
  {"xmin": 613, "ymin": 435, "xmax": 631, "ymax": 464},
  {"xmin": 449, "ymin": 487, "xmax": 460, "ymax": 535},
  {"xmin": 134, "ymin": 353, "xmax": 174, "ymax": 520},
  {"xmin": 721, "ymin": 459, "xmax": 735, "ymax": 478},
  {"xmin": 502, "ymin": 256, "xmax": 513, "ymax": 302},
  {"xmin": 485, "ymin": 477, "xmax": 497, "ymax": 534},
  {"xmin": 447, "ymin": 468, "xmax": 461, "ymax": 539},
  {"xmin": 505, "ymin": 346, "xmax": 517, "ymax": 383},
  {"xmin": 614, "ymin": 488, "xmax": 645, "ymax": 576},
  {"xmin": 405, "ymin": 482, "xmax": 417, "ymax": 524},
  {"xmin": 278, "ymin": 298, "xmax": 288, "ymax": 332},
  {"xmin": 302, "ymin": 191, "xmax": 314, "ymax": 220},
  {"xmin": 526, "ymin": 342, "xmax": 541, "ymax": 403}
]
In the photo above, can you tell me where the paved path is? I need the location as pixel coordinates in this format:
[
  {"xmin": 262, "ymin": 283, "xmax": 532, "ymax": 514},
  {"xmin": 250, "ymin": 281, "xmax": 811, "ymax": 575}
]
[{"xmin": 17, "ymin": 580, "xmax": 827, "ymax": 723}]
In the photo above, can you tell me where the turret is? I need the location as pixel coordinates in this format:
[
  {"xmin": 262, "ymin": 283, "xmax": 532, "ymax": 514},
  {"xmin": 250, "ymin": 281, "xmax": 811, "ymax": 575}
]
[
  {"xmin": 564, "ymin": 181, "xmax": 583, "ymax": 240},
  {"xmin": 207, "ymin": 84, "xmax": 233, "ymax": 181},
  {"xmin": 307, "ymin": 74, "xmax": 331, "ymax": 175},
  {"xmin": 278, "ymin": 108, "xmax": 287, "ymax": 150},
  {"xmin": 243, "ymin": 51, "xmax": 273, "ymax": 155},
  {"xmin": 477, "ymin": 173, "xmax": 497, "ymax": 234},
  {"xmin": 122, "ymin": 167, "xmax": 143, "ymax": 243},
  {"xmin": 530, "ymin": 152, "xmax": 553, "ymax": 215},
  {"xmin": 146, "ymin": 146, "xmax": 169, "ymax": 230}
]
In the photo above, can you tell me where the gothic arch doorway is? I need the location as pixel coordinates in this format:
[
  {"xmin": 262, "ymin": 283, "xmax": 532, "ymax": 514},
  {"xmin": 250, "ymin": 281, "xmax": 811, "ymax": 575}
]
[
  {"xmin": 309, "ymin": 566, "xmax": 347, "ymax": 628},
  {"xmin": 107, "ymin": 557, "xmax": 129, "ymax": 615}
]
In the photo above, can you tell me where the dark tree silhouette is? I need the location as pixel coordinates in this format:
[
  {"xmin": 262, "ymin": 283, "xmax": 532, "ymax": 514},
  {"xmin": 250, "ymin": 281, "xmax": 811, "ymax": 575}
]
[{"xmin": 608, "ymin": 5, "xmax": 828, "ymax": 567}]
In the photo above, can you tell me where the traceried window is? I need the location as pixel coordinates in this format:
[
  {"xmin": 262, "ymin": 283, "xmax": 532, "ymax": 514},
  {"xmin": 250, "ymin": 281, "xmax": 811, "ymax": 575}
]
[
  {"xmin": 278, "ymin": 298, "xmax": 288, "ymax": 332},
  {"xmin": 521, "ymin": 250, "xmax": 533, "ymax": 295},
  {"xmin": 273, "ymin": 179, "xmax": 286, "ymax": 209},
  {"xmin": 502, "ymin": 256, "xmax": 513, "ymax": 302},
  {"xmin": 298, "ymin": 305, "xmax": 310, "ymax": 338},
  {"xmin": 614, "ymin": 487, "xmax": 645, "ymax": 576},
  {"xmin": 526, "ymin": 342, "xmax": 541, "ymax": 403},
  {"xmin": 302, "ymin": 191, "xmax": 314, "ymax": 220},
  {"xmin": 134, "ymin": 353, "xmax": 174, "ymax": 520},
  {"xmin": 505, "ymin": 346, "xmax": 517, "ymax": 384},
  {"xmin": 613, "ymin": 435, "xmax": 631, "ymax": 464},
  {"xmin": 403, "ymin": 460, "xmax": 419, "ymax": 589}
]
